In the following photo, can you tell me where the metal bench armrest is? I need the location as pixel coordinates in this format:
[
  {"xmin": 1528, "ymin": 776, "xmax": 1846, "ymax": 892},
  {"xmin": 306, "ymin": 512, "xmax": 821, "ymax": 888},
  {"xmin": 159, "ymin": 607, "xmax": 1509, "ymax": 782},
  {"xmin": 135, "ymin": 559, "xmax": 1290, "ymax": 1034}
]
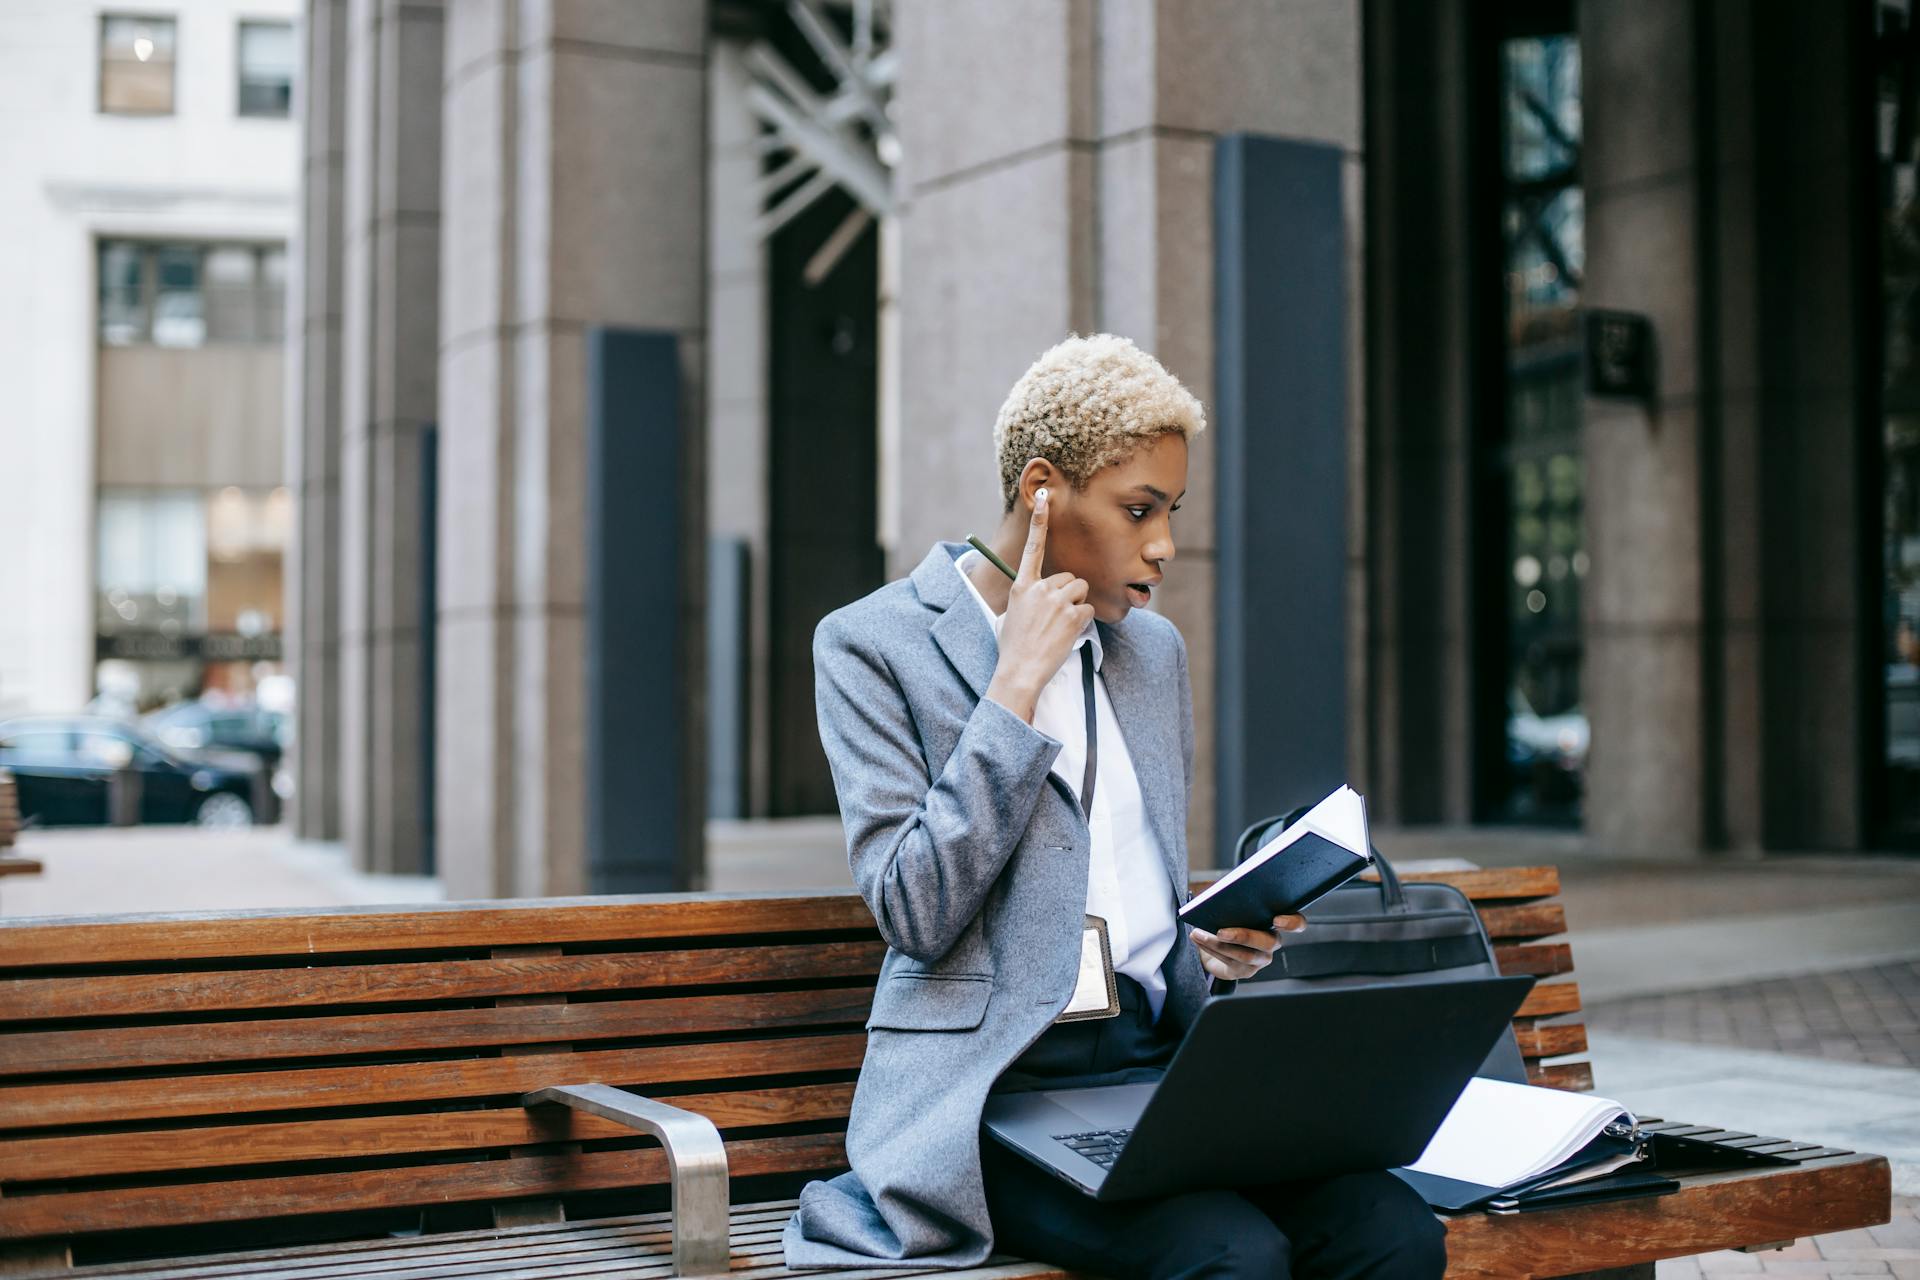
[{"xmin": 523, "ymin": 1083, "xmax": 730, "ymax": 1276}]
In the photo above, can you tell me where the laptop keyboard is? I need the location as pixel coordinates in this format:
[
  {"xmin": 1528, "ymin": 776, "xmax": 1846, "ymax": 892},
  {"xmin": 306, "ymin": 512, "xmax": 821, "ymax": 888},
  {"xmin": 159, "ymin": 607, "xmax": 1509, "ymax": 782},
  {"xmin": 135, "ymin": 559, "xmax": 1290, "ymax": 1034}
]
[{"xmin": 1054, "ymin": 1128, "xmax": 1133, "ymax": 1168}]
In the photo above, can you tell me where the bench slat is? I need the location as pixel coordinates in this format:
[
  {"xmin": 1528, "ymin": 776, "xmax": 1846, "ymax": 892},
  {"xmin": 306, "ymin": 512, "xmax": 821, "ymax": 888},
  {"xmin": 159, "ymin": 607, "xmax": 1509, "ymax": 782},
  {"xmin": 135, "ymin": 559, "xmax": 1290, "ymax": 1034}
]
[
  {"xmin": 0, "ymin": 941, "xmax": 891, "ymax": 1021},
  {"xmin": 1474, "ymin": 903, "xmax": 1567, "ymax": 941},
  {"xmin": 1438, "ymin": 1152, "xmax": 1891, "ymax": 1279},
  {"xmin": 0, "ymin": 986, "xmax": 876, "ymax": 1076},
  {"xmin": 1367, "ymin": 867, "xmax": 1561, "ymax": 901},
  {"xmin": 1511, "ymin": 1021, "xmax": 1588, "ymax": 1058},
  {"xmin": 1492, "ymin": 942, "xmax": 1572, "ymax": 977},
  {"xmin": 1527, "ymin": 1061, "xmax": 1594, "ymax": 1090},
  {"xmin": 1513, "ymin": 981, "xmax": 1579, "ymax": 1019},
  {"xmin": 0, "ymin": 1033, "xmax": 867, "ymax": 1130},
  {"xmin": 0, "ymin": 1132, "xmax": 848, "ymax": 1240},
  {"xmin": 0, "ymin": 896, "xmax": 885, "ymax": 967},
  {"xmin": 57, "ymin": 1204, "xmax": 805, "ymax": 1279},
  {"xmin": 0, "ymin": 1083, "xmax": 858, "ymax": 1181}
]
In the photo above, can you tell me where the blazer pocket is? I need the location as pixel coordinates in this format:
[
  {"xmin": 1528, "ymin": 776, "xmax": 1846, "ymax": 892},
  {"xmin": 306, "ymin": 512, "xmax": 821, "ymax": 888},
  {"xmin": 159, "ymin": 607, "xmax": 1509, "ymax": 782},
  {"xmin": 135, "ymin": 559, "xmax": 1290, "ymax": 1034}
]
[{"xmin": 864, "ymin": 972, "xmax": 993, "ymax": 1032}]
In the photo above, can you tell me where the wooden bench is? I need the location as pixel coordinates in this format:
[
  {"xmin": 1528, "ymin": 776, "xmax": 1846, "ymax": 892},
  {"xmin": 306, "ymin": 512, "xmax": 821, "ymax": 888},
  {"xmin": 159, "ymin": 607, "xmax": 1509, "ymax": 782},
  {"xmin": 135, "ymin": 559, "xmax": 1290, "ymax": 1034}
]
[
  {"xmin": 0, "ymin": 771, "xmax": 41, "ymax": 894},
  {"xmin": 0, "ymin": 867, "xmax": 1890, "ymax": 1280}
]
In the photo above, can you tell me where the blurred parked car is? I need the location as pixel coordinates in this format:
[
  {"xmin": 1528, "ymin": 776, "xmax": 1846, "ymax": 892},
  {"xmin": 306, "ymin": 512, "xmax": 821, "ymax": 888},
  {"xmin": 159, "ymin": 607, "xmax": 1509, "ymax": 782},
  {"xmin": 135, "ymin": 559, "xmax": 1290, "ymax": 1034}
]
[
  {"xmin": 145, "ymin": 701, "xmax": 293, "ymax": 802},
  {"xmin": 0, "ymin": 715, "xmax": 267, "ymax": 828},
  {"xmin": 1505, "ymin": 690, "xmax": 1588, "ymax": 815},
  {"xmin": 144, "ymin": 701, "xmax": 287, "ymax": 765}
]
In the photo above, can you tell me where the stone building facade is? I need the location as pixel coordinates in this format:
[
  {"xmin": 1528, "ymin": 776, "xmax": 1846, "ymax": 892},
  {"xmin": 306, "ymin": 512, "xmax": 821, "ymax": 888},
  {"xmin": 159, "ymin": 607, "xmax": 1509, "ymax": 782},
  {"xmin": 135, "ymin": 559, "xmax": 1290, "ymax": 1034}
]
[{"xmin": 289, "ymin": 0, "xmax": 1891, "ymax": 896}]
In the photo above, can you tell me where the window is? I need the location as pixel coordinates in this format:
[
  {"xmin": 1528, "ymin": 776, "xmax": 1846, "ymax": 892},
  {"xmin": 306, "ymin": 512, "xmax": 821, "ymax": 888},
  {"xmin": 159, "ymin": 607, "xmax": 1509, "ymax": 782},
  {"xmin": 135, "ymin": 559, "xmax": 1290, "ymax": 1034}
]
[
  {"xmin": 0, "ymin": 732, "xmax": 74, "ymax": 767},
  {"xmin": 1481, "ymin": 4, "xmax": 1588, "ymax": 825},
  {"xmin": 97, "ymin": 240, "xmax": 286, "ymax": 346},
  {"xmin": 237, "ymin": 21, "xmax": 294, "ymax": 118},
  {"xmin": 96, "ymin": 489, "xmax": 208, "ymax": 637},
  {"xmin": 152, "ymin": 245, "xmax": 204, "ymax": 348},
  {"xmin": 99, "ymin": 241, "xmax": 145, "ymax": 345},
  {"xmin": 100, "ymin": 14, "xmax": 176, "ymax": 115},
  {"xmin": 1877, "ymin": 0, "xmax": 1920, "ymax": 836}
]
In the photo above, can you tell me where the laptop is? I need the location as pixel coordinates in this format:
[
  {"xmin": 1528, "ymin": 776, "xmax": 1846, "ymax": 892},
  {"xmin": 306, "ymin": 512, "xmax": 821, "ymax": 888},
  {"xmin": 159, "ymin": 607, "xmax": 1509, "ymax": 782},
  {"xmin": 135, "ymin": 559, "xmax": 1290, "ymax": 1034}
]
[{"xmin": 981, "ymin": 974, "xmax": 1536, "ymax": 1201}]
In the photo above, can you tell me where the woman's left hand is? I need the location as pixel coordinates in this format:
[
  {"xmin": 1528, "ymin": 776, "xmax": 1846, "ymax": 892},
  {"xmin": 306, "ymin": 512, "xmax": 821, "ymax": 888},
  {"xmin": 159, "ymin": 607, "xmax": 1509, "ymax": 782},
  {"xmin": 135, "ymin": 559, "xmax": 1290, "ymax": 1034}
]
[{"xmin": 1188, "ymin": 914, "xmax": 1308, "ymax": 981}]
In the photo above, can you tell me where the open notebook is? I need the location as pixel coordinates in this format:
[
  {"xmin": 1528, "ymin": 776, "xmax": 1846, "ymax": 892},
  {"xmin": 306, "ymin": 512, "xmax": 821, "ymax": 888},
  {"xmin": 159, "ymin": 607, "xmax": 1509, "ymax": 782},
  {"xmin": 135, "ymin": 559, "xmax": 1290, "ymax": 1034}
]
[
  {"xmin": 1180, "ymin": 785, "xmax": 1374, "ymax": 933},
  {"xmin": 1392, "ymin": 1078, "xmax": 1652, "ymax": 1211}
]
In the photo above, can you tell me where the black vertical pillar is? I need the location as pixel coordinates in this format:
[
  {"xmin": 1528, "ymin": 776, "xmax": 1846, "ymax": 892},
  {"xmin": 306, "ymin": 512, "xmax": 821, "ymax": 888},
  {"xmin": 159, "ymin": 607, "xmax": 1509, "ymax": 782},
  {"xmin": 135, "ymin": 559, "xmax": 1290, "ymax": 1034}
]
[
  {"xmin": 418, "ymin": 424, "xmax": 438, "ymax": 876},
  {"xmin": 586, "ymin": 329, "xmax": 698, "ymax": 892},
  {"xmin": 1214, "ymin": 133, "xmax": 1350, "ymax": 855}
]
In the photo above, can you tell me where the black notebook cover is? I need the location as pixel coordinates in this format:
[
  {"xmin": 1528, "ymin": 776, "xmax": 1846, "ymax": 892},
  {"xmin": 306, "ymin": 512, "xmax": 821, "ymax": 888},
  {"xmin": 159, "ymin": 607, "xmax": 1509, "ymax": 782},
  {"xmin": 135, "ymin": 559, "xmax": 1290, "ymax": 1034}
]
[{"xmin": 1180, "ymin": 829, "xmax": 1370, "ymax": 933}]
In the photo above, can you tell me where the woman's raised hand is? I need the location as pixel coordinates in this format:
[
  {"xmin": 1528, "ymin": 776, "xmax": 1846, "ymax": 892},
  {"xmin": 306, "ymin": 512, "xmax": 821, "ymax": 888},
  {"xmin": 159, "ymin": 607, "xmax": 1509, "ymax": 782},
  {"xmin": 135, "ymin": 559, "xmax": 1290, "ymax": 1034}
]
[{"xmin": 985, "ymin": 488, "xmax": 1095, "ymax": 723}]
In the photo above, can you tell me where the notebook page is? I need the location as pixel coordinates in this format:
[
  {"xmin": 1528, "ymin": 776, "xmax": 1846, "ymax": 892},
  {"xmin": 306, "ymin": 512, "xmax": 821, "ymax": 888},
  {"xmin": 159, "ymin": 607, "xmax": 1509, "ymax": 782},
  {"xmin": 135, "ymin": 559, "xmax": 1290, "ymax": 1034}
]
[
  {"xmin": 1404, "ymin": 1078, "xmax": 1633, "ymax": 1188},
  {"xmin": 1299, "ymin": 786, "xmax": 1368, "ymax": 857},
  {"xmin": 1185, "ymin": 785, "xmax": 1370, "ymax": 912}
]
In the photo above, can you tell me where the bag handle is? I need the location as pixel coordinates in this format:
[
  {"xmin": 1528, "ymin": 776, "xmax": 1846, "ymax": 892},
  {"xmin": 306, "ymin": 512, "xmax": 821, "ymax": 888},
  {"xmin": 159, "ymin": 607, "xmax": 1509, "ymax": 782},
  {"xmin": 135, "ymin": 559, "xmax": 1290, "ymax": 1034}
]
[{"xmin": 1232, "ymin": 804, "xmax": 1408, "ymax": 912}]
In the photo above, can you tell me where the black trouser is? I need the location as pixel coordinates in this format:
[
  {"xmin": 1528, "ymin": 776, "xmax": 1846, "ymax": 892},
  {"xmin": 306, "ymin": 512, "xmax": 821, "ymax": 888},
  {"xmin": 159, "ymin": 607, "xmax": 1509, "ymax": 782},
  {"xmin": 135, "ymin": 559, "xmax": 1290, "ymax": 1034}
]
[{"xmin": 983, "ymin": 976, "xmax": 1447, "ymax": 1280}]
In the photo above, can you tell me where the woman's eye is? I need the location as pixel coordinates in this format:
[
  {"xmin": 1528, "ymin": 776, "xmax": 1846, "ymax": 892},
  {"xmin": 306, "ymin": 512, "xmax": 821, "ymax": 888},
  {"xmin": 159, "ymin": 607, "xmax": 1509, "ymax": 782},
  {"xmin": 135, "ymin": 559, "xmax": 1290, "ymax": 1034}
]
[{"xmin": 1127, "ymin": 507, "xmax": 1150, "ymax": 521}]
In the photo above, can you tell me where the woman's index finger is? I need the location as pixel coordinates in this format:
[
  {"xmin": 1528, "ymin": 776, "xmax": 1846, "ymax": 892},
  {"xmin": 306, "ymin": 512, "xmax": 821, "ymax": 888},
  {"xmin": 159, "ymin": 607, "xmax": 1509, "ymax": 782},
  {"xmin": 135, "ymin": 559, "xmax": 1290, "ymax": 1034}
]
[{"xmin": 1018, "ymin": 487, "xmax": 1050, "ymax": 580}]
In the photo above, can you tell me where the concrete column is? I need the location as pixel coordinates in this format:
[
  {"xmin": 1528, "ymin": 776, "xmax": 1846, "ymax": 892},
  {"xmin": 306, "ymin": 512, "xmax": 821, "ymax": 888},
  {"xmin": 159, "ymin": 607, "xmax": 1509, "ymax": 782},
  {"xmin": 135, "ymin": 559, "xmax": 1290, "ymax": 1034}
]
[
  {"xmin": 338, "ymin": 0, "xmax": 442, "ymax": 874},
  {"xmin": 707, "ymin": 37, "xmax": 771, "ymax": 818},
  {"xmin": 437, "ymin": 0, "xmax": 707, "ymax": 899},
  {"xmin": 890, "ymin": 0, "xmax": 1361, "ymax": 865},
  {"xmin": 291, "ymin": 0, "xmax": 348, "ymax": 842},
  {"xmin": 1361, "ymin": 0, "xmax": 1477, "ymax": 827},
  {"xmin": 1709, "ymin": 2, "xmax": 1871, "ymax": 849},
  {"xmin": 1577, "ymin": 0, "xmax": 1710, "ymax": 854}
]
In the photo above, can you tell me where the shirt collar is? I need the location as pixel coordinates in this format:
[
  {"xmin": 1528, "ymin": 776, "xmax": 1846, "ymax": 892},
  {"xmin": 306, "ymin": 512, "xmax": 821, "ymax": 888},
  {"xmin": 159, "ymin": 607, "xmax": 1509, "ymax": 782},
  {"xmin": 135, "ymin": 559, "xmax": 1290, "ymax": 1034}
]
[{"xmin": 953, "ymin": 548, "xmax": 1103, "ymax": 672}]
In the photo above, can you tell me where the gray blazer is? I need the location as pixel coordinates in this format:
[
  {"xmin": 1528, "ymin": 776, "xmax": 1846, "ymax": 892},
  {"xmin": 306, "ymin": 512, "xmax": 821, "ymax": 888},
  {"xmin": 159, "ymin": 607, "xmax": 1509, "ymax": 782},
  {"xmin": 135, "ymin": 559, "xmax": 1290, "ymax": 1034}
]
[{"xmin": 783, "ymin": 542, "xmax": 1214, "ymax": 1270}]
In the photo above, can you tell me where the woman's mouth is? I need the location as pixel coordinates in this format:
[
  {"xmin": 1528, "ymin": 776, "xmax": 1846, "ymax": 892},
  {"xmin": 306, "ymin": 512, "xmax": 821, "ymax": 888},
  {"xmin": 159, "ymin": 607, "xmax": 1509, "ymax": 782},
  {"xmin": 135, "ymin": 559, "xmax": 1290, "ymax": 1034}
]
[{"xmin": 1126, "ymin": 582, "xmax": 1153, "ymax": 607}]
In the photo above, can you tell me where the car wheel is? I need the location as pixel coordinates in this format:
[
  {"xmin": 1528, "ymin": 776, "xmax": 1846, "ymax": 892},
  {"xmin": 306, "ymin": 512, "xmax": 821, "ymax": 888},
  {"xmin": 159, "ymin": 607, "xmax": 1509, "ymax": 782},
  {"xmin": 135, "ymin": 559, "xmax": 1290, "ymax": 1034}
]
[{"xmin": 194, "ymin": 792, "xmax": 254, "ymax": 829}]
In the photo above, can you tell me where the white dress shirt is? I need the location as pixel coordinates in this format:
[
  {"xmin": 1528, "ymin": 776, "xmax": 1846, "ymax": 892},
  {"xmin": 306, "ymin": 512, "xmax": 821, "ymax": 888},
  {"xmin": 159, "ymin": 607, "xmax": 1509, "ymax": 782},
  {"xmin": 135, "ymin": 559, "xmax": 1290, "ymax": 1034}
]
[{"xmin": 954, "ymin": 551, "xmax": 1181, "ymax": 1020}]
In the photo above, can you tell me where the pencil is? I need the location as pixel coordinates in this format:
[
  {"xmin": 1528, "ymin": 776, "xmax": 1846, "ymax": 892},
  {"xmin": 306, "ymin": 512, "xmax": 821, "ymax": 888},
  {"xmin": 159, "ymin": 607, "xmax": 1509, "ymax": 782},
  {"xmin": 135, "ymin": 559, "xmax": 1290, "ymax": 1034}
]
[{"xmin": 966, "ymin": 535, "xmax": 1018, "ymax": 581}]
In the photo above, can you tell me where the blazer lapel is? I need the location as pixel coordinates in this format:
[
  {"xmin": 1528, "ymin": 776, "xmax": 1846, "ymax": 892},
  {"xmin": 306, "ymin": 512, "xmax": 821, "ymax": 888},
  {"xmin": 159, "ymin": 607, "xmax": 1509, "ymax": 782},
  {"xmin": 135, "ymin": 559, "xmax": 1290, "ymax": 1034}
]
[
  {"xmin": 1098, "ymin": 615, "xmax": 1187, "ymax": 895},
  {"xmin": 912, "ymin": 542, "xmax": 998, "ymax": 702},
  {"xmin": 913, "ymin": 542, "xmax": 1085, "ymax": 818}
]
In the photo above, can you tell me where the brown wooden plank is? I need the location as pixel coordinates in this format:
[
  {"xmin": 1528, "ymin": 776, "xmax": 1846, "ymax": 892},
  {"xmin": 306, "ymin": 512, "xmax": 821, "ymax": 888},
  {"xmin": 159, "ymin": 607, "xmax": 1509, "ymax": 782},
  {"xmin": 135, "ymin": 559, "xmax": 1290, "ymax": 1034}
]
[
  {"xmin": 0, "ymin": 1032, "xmax": 867, "ymax": 1130},
  {"xmin": 1511, "ymin": 1021, "xmax": 1589, "ymax": 1059},
  {"xmin": 1476, "ymin": 902, "xmax": 1566, "ymax": 941},
  {"xmin": 0, "ymin": 894, "xmax": 885, "ymax": 968},
  {"xmin": 1528, "ymin": 1060, "xmax": 1596, "ymax": 1091},
  {"xmin": 0, "ymin": 859, "xmax": 40, "ymax": 879},
  {"xmin": 0, "ymin": 1082, "xmax": 858, "ymax": 1181},
  {"xmin": 1439, "ymin": 1154, "xmax": 1892, "ymax": 1279},
  {"xmin": 55, "ymin": 1204, "xmax": 805, "ymax": 1280},
  {"xmin": 1358, "ymin": 866, "xmax": 1561, "ymax": 902},
  {"xmin": 115, "ymin": 1228, "xmax": 766, "ymax": 1280},
  {"xmin": 1514, "ymin": 981, "xmax": 1580, "ymax": 1020},
  {"xmin": 0, "ymin": 1131, "xmax": 850, "ymax": 1239},
  {"xmin": 0, "ymin": 940, "xmax": 891, "ymax": 1021},
  {"xmin": 1493, "ymin": 942, "xmax": 1573, "ymax": 978},
  {"xmin": 0, "ymin": 986, "xmax": 876, "ymax": 1076}
]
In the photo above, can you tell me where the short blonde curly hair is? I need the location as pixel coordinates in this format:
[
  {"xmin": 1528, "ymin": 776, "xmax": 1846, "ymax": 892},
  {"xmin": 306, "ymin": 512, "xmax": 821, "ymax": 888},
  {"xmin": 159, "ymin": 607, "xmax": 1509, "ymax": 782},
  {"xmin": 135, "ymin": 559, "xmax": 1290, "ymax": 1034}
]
[{"xmin": 992, "ymin": 333, "xmax": 1206, "ymax": 509}]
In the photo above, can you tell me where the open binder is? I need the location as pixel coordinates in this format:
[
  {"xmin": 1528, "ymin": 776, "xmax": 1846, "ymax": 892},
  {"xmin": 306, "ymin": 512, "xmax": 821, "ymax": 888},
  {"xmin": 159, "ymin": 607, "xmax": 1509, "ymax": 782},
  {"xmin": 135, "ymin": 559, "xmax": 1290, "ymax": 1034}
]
[{"xmin": 1391, "ymin": 1078, "xmax": 1678, "ymax": 1212}]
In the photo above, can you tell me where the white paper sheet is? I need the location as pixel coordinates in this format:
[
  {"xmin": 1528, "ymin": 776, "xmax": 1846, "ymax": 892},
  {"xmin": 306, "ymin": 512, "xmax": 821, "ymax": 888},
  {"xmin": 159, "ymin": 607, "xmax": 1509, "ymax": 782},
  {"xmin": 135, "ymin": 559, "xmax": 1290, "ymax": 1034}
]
[{"xmin": 1405, "ymin": 1077, "xmax": 1635, "ymax": 1188}]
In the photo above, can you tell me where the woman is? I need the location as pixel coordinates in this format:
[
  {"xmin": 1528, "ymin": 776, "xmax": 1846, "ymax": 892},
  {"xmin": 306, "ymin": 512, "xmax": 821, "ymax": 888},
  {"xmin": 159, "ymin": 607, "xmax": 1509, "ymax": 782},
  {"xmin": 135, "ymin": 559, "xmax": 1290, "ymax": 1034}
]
[{"xmin": 783, "ymin": 335, "xmax": 1445, "ymax": 1279}]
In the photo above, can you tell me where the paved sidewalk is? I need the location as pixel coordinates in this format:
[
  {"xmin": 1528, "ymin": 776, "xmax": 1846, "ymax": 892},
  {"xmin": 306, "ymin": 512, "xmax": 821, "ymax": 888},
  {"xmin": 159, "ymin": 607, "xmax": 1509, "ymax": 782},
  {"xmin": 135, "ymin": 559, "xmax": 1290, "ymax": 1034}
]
[
  {"xmin": 1590, "ymin": 961, "xmax": 1920, "ymax": 1070},
  {"xmin": 1661, "ymin": 1195, "xmax": 1919, "ymax": 1277}
]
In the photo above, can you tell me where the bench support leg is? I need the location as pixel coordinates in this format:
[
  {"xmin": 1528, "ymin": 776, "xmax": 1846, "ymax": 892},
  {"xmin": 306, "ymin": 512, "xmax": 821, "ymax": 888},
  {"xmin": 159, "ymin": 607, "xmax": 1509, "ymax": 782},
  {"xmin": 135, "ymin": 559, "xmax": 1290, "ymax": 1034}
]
[
  {"xmin": 0, "ymin": 1243, "xmax": 72, "ymax": 1276},
  {"xmin": 524, "ymin": 1083, "xmax": 730, "ymax": 1277},
  {"xmin": 1550, "ymin": 1266, "xmax": 1654, "ymax": 1280}
]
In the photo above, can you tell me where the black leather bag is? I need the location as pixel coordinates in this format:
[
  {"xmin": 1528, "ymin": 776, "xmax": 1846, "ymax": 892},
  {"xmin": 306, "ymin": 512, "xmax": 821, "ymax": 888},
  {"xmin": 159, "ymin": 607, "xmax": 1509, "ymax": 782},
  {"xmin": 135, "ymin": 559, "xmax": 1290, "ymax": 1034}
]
[{"xmin": 1230, "ymin": 809, "xmax": 1530, "ymax": 1084}]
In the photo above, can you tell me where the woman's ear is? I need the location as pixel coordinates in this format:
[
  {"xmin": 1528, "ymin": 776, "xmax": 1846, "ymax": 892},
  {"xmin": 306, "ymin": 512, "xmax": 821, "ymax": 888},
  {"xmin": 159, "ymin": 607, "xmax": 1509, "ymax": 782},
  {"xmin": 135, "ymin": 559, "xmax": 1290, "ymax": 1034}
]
[{"xmin": 1017, "ymin": 458, "xmax": 1060, "ymax": 511}]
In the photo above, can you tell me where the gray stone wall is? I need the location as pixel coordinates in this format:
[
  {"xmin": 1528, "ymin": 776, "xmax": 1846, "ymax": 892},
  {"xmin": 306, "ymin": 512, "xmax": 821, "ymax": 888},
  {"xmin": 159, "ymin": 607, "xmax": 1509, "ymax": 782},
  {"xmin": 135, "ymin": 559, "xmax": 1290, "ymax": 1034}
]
[
  {"xmin": 337, "ymin": 0, "xmax": 442, "ymax": 876},
  {"xmin": 290, "ymin": 0, "xmax": 348, "ymax": 843},
  {"xmin": 1580, "ymin": 0, "xmax": 1709, "ymax": 853},
  {"xmin": 435, "ymin": 0, "xmax": 708, "ymax": 898},
  {"xmin": 889, "ymin": 0, "xmax": 1363, "ymax": 865}
]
